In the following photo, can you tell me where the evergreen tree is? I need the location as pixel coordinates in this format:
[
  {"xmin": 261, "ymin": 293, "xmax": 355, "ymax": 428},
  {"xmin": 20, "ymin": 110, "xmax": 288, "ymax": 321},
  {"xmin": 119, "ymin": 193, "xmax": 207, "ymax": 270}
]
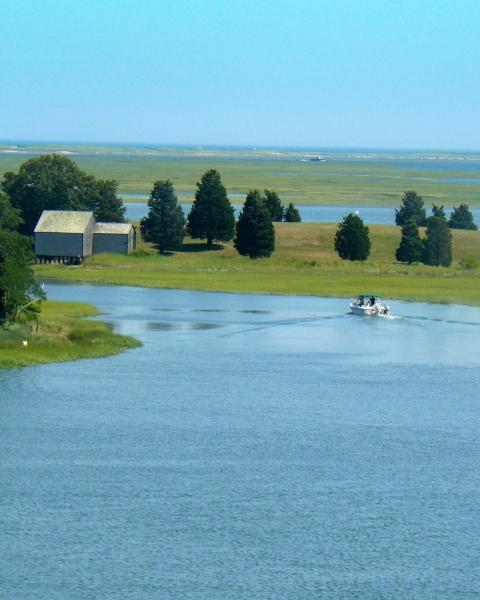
[
  {"xmin": 263, "ymin": 189, "xmax": 284, "ymax": 221},
  {"xmin": 431, "ymin": 204, "xmax": 446, "ymax": 219},
  {"xmin": 395, "ymin": 190, "xmax": 427, "ymax": 226},
  {"xmin": 422, "ymin": 210, "xmax": 452, "ymax": 267},
  {"xmin": 395, "ymin": 218, "xmax": 423, "ymax": 263},
  {"xmin": 234, "ymin": 190, "xmax": 275, "ymax": 259},
  {"xmin": 140, "ymin": 180, "xmax": 185, "ymax": 252},
  {"xmin": 334, "ymin": 213, "xmax": 371, "ymax": 261},
  {"xmin": 448, "ymin": 204, "xmax": 477, "ymax": 230},
  {"xmin": 187, "ymin": 170, "xmax": 235, "ymax": 246},
  {"xmin": 283, "ymin": 202, "xmax": 301, "ymax": 222},
  {"xmin": 0, "ymin": 231, "xmax": 43, "ymax": 321}
]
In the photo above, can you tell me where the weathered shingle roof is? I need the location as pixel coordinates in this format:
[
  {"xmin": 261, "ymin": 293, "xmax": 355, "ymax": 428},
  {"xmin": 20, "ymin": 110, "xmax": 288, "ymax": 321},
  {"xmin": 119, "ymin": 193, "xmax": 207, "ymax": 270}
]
[
  {"xmin": 94, "ymin": 222, "xmax": 133, "ymax": 235},
  {"xmin": 34, "ymin": 210, "xmax": 94, "ymax": 234}
]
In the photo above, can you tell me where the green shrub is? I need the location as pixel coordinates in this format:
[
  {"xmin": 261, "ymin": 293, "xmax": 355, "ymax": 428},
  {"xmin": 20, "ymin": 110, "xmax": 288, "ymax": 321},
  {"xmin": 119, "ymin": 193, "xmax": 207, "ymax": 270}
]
[
  {"xmin": 130, "ymin": 249, "xmax": 152, "ymax": 258},
  {"xmin": 67, "ymin": 325, "xmax": 101, "ymax": 343},
  {"xmin": 459, "ymin": 256, "xmax": 480, "ymax": 270}
]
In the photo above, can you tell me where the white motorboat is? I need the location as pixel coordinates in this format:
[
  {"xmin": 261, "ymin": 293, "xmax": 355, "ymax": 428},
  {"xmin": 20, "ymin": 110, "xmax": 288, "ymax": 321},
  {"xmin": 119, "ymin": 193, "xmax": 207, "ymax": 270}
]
[{"xmin": 350, "ymin": 295, "xmax": 390, "ymax": 316}]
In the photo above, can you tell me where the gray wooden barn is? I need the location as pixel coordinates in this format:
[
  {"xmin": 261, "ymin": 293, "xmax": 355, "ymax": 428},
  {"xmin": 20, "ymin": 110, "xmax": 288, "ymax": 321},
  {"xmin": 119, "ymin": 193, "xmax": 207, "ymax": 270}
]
[
  {"xmin": 34, "ymin": 211, "xmax": 95, "ymax": 260},
  {"xmin": 93, "ymin": 222, "xmax": 136, "ymax": 254},
  {"xmin": 34, "ymin": 210, "xmax": 135, "ymax": 261}
]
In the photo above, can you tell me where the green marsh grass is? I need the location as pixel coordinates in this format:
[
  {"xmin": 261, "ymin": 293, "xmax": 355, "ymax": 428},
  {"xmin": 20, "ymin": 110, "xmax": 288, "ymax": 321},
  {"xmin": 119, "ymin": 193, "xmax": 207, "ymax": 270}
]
[
  {"xmin": 2, "ymin": 146, "xmax": 480, "ymax": 206},
  {"xmin": 35, "ymin": 223, "xmax": 480, "ymax": 306},
  {"xmin": 0, "ymin": 301, "xmax": 141, "ymax": 369}
]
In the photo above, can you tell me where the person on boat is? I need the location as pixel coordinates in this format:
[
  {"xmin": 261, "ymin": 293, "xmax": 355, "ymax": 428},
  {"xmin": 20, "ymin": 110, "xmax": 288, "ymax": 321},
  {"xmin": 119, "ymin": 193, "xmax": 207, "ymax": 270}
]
[
  {"xmin": 370, "ymin": 296, "xmax": 376, "ymax": 306},
  {"xmin": 358, "ymin": 295, "xmax": 364, "ymax": 306}
]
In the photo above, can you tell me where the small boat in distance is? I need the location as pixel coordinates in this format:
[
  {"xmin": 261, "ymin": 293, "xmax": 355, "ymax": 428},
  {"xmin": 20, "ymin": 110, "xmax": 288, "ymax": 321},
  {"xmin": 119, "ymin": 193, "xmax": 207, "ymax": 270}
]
[
  {"xmin": 309, "ymin": 155, "xmax": 326, "ymax": 162},
  {"xmin": 350, "ymin": 295, "xmax": 390, "ymax": 316}
]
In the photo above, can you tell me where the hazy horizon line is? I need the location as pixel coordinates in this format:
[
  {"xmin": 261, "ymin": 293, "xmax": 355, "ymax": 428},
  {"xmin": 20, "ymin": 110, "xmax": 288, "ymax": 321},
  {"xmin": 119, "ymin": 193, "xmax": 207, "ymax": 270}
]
[{"xmin": 1, "ymin": 139, "xmax": 480, "ymax": 154}]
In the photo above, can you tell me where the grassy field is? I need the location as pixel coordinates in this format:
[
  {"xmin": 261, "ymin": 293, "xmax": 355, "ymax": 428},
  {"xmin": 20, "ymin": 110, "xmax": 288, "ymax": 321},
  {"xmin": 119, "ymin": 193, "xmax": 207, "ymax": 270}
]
[
  {"xmin": 0, "ymin": 301, "xmax": 141, "ymax": 369},
  {"xmin": 34, "ymin": 223, "xmax": 480, "ymax": 306},
  {"xmin": 1, "ymin": 144, "xmax": 480, "ymax": 206}
]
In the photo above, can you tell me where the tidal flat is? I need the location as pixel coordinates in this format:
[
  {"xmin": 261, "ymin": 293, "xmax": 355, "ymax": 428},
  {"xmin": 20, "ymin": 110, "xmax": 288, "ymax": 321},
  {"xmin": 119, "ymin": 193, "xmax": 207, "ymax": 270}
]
[{"xmin": 2, "ymin": 144, "xmax": 480, "ymax": 206}]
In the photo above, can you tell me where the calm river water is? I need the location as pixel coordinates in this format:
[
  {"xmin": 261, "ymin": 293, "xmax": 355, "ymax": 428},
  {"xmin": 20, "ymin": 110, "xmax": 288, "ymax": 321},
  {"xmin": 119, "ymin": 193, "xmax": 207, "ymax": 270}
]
[
  {"xmin": 2, "ymin": 283, "xmax": 480, "ymax": 599},
  {"xmin": 124, "ymin": 201, "xmax": 480, "ymax": 226}
]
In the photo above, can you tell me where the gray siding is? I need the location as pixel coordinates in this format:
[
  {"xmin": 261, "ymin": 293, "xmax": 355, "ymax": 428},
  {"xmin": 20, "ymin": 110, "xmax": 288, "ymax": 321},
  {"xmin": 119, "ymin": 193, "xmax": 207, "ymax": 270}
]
[
  {"xmin": 35, "ymin": 232, "xmax": 85, "ymax": 257},
  {"xmin": 82, "ymin": 216, "xmax": 95, "ymax": 256},
  {"xmin": 128, "ymin": 227, "xmax": 136, "ymax": 252},
  {"xmin": 93, "ymin": 233, "xmax": 130, "ymax": 255}
]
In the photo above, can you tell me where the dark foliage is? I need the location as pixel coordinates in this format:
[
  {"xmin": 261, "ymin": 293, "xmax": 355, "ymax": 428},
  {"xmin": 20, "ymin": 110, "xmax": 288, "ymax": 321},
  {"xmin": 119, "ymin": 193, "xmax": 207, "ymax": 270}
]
[
  {"xmin": 283, "ymin": 202, "xmax": 301, "ymax": 222},
  {"xmin": 395, "ymin": 190, "xmax": 427, "ymax": 227},
  {"xmin": 334, "ymin": 213, "xmax": 371, "ymax": 261},
  {"xmin": 85, "ymin": 178, "xmax": 125, "ymax": 223},
  {"xmin": 187, "ymin": 170, "xmax": 235, "ymax": 246},
  {"xmin": 431, "ymin": 204, "xmax": 446, "ymax": 219},
  {"xmin": 2, "ymin": 155, "xmax": 84, "ymax": 234},
  {"xmin": 2, "ymin": 154, "xmax": 125, "ymax": 234},
  {"xmin": 422, "ymin": 209, "xmax": 452, "ymax": 267},
  {"xmin": 263, "ymin": 189, "xmax": 284, "ymax": 221},
  {"xmin": 0, "ymin": 192, "xmax": 22, "ymax": 232},
  {"xmin": 0, "ymin": 231, "xmax": 44, "ymax": 321},
  {"xmin": 395, "ymin": 218, "xmax": 423, "ymax": 263},
  {"xmin": 234, "ymin": 190, "xmax": 275, "ymax": 259},
  {"xmin": 448, "ymin": 204, "xmax": 477, "ymax": 230},
  {"xmin": 140, "ymin": 180, "xmax": 185, "ymax": 252}
]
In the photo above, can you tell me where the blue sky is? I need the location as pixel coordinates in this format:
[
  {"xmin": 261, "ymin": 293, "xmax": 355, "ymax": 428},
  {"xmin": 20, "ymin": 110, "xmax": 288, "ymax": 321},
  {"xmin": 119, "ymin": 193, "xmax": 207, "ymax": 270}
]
[{"xmin": 1, "ymin": 0, "xmax": 479, "ymax": 149}]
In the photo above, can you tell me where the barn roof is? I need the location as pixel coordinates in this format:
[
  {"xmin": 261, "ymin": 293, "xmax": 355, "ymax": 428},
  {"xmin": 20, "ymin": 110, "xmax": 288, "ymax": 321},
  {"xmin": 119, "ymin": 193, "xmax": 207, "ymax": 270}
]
[
  {"xmin": 34, "ymin": 210, "xmax": 94, "ymax": 234},
  {"xmin": 94, "ymin": 222, "xmax": 133, "ymax": 235}
]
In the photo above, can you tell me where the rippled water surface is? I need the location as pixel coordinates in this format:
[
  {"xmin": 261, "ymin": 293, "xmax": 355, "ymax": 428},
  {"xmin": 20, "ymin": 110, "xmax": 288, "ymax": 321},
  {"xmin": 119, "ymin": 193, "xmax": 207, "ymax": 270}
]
[{"xmin": 1, "ymin": 284, "xmax": 480, "ymax": 599}]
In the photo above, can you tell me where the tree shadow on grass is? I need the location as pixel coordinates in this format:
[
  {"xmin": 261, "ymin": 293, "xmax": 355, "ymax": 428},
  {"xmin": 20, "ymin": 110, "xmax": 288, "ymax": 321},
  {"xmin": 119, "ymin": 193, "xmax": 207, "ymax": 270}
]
[
  {"xmin": 179, "ymin": 242, "xmax": 224, "ymax": 253},
  {"xmin": 146, "ymin": 245, "xmax": 175, "ymax": 256}
]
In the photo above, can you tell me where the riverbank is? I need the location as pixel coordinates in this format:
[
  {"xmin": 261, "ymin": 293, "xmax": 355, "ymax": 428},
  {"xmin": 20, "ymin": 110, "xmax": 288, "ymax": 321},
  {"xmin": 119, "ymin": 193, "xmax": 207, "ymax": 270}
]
[
  {"xmin": 34, "ymin": 223, "xmax": 480, "ymax": 306},
  {"xmin": 0, "ymin": 301, "xmax": 141, "ymax": 369}
]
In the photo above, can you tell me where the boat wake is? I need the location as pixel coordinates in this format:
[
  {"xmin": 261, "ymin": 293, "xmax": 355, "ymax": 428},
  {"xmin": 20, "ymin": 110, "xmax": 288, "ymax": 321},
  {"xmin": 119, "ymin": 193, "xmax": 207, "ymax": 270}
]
[
  {"xmin": 378, "ymin": 313, "xmax": 402, "ymax": 320},
  {"xmin": 221, "ymin": 313, "xmax": 349, "ymax": 337},
  {"xmin": 405, "ymin": 315, "xmax": 480, "ymax": 327}
]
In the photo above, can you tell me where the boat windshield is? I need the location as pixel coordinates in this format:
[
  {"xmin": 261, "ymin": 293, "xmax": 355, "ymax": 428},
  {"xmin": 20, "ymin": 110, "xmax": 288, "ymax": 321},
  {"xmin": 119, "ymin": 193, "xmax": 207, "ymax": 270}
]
[{"xmin": 357, "ymin": 295, "xmax": 381, "ymax": 306}]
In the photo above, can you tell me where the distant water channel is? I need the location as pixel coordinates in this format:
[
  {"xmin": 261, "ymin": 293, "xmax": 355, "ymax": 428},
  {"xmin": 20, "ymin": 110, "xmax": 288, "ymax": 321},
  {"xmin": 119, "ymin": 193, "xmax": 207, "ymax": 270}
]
[
  {"xmin": 2, "ymin": 283, "xmax": 480, "ymax": 599},
  {"xmin": 124, "ymin": 200, "xmax": 480, "ymax": 226}
]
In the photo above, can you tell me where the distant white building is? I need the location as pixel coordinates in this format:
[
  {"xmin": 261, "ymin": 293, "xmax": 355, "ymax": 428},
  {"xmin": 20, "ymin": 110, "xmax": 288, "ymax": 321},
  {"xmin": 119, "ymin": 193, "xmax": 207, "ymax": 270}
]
[{"xmin": 34, "ymin": 210, "xmax": 135, "ymax": 261}]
